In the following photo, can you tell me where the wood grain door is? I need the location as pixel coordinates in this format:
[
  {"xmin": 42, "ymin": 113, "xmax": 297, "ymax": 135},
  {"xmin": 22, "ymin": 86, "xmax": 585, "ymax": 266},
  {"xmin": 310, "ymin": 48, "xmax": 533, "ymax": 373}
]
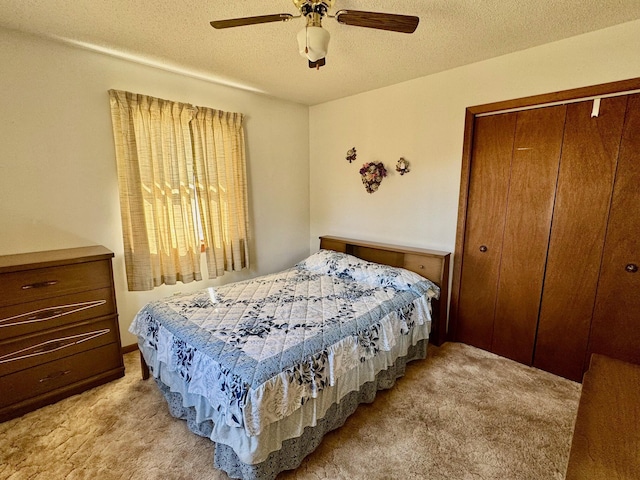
[
  {"xmin": 533, "ymin": 97, "xmax": 628, "ymax": 381},
  {"xmin": 587, "ymin": 93, "xmax": 640, "ymax": 367},
  {"xmin": 455, "ymin": 113, "xmax": 516, "ymax": 350},
  {"xmin": 490, "ymin": 105, "xmax": 567, "ymax": 364},
  {"xmin": 456, "ymin": 106, "xmax": 566, "ymax": 363},
  {"xmin": 453, "ymin": 80, "xmax": 640, "ymax": 379}
]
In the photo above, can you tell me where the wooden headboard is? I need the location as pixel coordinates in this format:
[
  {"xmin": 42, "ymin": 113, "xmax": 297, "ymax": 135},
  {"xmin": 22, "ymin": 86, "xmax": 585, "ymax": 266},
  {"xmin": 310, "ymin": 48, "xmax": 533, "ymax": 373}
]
[{"xmin": 319, "ymin": 236, "xmax": 451, "ymax": 346}]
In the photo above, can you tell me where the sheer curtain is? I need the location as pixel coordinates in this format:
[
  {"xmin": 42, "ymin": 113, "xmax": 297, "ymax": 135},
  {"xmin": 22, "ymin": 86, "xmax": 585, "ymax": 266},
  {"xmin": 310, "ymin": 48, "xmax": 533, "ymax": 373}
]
[{"xmin": 108, "ymin": 90, "xmax": 249, "ymax": 291}]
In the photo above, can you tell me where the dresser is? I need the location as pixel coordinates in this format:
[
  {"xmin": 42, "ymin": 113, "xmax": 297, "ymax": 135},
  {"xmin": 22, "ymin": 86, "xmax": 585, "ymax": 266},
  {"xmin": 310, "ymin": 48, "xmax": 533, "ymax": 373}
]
[{"xmin": 0, "ymin": 246, "xmax": 124, "ymax": 422}]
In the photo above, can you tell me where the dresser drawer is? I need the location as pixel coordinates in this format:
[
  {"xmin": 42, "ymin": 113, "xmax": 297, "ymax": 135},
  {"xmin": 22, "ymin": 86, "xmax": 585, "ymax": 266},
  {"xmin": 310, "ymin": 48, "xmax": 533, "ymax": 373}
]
[
  {"xmin": 0, "ymin": 260, "xmax": 113, "ymax": 308},
  {"xmin": 0, "ymin": 342, "xmax": 122, "ymax": 409},
  {"xmin": 0, "ymin": 316, "xmax": 120, "ymax": 377},
  {"xmin": 0, "ymin": 287, "xmax": 116, "ymax": 339}
]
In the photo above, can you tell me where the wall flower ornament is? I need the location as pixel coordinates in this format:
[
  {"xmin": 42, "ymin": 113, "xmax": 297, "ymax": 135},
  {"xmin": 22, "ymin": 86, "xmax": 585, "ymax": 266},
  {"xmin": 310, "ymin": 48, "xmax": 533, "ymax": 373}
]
[
  {"xmin": 346, "ymin": 147, "xmax": 357, "ymax": 163},
  {"xmin": 359, "ymin": 161, "xmax": 387, "ymax": 193},
  {"xmin": 396, "ymin": 157, "xmax": 410, "ymax": 175}
]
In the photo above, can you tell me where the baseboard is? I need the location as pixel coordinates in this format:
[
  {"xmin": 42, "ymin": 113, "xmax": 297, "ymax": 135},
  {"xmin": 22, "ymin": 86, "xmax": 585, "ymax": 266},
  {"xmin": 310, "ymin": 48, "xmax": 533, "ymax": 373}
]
[{"xmin": 121, "ymin": 343, "xmax": 138, "ymax": 354}]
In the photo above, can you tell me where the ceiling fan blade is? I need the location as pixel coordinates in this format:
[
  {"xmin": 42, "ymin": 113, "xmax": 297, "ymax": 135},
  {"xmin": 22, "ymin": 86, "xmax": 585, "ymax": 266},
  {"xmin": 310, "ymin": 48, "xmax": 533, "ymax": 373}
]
[
  {"xmin": 334, "ymin": 10, "xmax": 419, "ymax": 34},
  {"xmin": 210, "ymin": 13, "xmax": 294, "ymax": 29}
]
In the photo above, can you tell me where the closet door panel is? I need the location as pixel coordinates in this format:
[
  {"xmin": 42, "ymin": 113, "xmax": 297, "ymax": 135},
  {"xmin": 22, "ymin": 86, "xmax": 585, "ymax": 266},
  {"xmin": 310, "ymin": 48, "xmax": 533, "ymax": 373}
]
[
  {"xmin": 456, "ymin": 113, "xmax": 517, "ymax": 350},
  {"xmin": 492, "ymin": 106, "xmax": 566, "ymax": 364},
  {"xmin": 588, "ymin": 93, "xmax": 640, "ymax": 366},
  {"xmin": 534, "ymin": 97, "xmax": 628, "ymax": 381}
]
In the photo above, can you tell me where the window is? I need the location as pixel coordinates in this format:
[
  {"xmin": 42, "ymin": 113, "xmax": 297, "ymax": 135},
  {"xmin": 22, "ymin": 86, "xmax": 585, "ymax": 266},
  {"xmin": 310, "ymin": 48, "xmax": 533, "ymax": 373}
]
[{"xmin": 108, "ymin": 90, "xmax": 249, "ymax": 291}]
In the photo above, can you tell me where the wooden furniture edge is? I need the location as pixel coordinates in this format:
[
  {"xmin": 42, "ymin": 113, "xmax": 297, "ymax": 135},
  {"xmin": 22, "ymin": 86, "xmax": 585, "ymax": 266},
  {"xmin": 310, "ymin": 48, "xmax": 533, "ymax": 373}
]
[
  {"xmin": 319, "ymin": 235, "xmax": 451, "ymax": 346},
  {"xmin": 565, "ymin": 354, "xmax": 640, "ymax": 479},
  {"xmin": 319, "ymin": 235, "xmax": 449, "ymax": 257},
  {"xmin": 129, "ymin": 343, "xmax": 150, "ymax": 380},
  {"xmin": 0, "ymin": 245, "xmax": 114, "ymax": 273}
]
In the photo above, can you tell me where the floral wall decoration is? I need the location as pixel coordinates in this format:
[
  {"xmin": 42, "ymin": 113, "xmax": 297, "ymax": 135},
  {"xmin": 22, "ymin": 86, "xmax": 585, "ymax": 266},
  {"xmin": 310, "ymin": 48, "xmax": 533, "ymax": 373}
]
[
  {"xmin": 346, "ymin": 147, "xmax": 357, "ymax": 163},
  {"xmin": 395, "ymin": 157, "xmax": 410, "ymax": 175},
  {"xmin": 359, "ymin": 161, "xmax": 387, "ymax": 193}
]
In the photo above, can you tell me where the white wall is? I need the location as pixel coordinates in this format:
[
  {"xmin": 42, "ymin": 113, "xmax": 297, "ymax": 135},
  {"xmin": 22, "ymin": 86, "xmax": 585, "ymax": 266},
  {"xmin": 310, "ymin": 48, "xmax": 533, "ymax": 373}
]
[
  {"xmin": 309, "ymin": 20, "xmax": 640, "ymax": 255},
  {"xmin": 3, "ymin": 18, "xmax": 640, "ymax": 347},
  {"xmin": 0, "ymin": 27, "xmax": 310, "ymax": 347}
]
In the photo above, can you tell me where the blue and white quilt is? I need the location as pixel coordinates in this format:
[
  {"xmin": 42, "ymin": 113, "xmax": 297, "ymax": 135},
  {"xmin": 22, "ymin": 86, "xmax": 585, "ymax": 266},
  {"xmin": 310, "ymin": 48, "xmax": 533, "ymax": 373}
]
[{"xmin": 130, "ymin": 250, "xmax": 439, "ymax": 463}]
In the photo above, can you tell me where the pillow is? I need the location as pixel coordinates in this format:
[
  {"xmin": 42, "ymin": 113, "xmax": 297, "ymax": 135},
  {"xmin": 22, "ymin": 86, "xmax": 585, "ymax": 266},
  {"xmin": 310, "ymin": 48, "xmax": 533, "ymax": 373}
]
[
  {"xmin": 296, "ymin": 249, "xmax": 363, "ymax": 276},
  {"xmin": 296, "ymin": 249, "xmax": 440, "ymax": 298}
]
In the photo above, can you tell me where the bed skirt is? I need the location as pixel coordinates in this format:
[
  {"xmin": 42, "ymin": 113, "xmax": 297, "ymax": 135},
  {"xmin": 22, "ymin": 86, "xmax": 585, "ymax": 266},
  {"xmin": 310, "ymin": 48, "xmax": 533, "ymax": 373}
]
[{"xmin": 157, "ymin": 339, "xmax": 428, "ymax": 480}]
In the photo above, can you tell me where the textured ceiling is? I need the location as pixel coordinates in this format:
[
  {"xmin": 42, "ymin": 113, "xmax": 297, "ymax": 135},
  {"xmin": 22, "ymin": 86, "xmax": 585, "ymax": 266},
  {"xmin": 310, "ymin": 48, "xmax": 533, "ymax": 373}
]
[{"xmin": 2, "ymin": 1, "xmax": 640, "ymax": 105}]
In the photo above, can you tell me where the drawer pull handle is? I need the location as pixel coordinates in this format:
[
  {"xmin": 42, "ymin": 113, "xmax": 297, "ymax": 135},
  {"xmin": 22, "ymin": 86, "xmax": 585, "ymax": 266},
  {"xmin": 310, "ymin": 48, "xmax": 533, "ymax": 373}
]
[
  {"xmin": 39, "ymin": 369, "xmax": 71, "ymax": 383},
  {"xmin": 31, "ymin": 341, "xmax": 66, "ymax": 355},
  {"xmin": 626, "ymin": 264, "xmax": 638, "ymax": 273},
  {"xmin": 22, "ymin": 280, "xmax": 58, "ymax": 290},
  {"xmin": 28, "ymin": 309, "xmax": 64, "ymax": 321}
]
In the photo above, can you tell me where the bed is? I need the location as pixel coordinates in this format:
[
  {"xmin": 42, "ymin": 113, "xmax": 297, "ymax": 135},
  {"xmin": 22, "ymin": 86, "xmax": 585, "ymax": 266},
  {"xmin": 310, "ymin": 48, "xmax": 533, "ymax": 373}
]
[{"xmin": 131, "ymin": 236, "xmax": 450, "ymax": 479}]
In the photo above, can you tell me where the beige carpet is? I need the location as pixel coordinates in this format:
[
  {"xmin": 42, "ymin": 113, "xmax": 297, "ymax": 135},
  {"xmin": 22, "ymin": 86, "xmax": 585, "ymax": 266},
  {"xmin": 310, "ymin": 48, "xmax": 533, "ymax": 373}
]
[{"xmin": 0, "ymin": 343, "xmax": 580, "ymax": 480}]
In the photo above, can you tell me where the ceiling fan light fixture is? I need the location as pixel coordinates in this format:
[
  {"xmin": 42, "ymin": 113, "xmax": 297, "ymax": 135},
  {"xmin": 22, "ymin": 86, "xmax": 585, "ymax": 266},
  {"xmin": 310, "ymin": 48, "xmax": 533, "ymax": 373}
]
[
  {"xmin": 210, "ymin": 1, "xmax": 418, "ymax": 70},
  {"xmin": 297, "ymin": 26, "xmax": 329, "ymax": 62}
]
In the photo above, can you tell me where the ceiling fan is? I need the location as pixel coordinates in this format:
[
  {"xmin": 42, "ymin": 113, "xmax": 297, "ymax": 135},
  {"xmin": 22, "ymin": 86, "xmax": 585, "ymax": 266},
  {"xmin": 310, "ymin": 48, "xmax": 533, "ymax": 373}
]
[{"xmin": 210, "ymin": 0, "xmax": 419, "ymax": 69}]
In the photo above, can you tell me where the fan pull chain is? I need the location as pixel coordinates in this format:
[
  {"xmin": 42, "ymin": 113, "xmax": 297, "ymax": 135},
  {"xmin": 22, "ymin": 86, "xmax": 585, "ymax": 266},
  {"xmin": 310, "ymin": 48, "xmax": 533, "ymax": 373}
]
[{"xmin": 305, "ymin": 25, "xmax": 309, "ymax": 54}]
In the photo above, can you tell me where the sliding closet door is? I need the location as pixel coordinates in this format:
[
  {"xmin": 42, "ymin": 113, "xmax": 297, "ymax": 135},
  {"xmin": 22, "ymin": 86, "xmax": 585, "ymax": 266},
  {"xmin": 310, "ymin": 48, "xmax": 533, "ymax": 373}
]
[
  {"xmin": 490, "ymin": 106, "xmax": 567, "ymax": 364},
  {"xmin": 455, "ymin": 113, "xmax": 516, "ymax": 350},
  {"xmin": 587, "ymin": 93, "xmax": 640, "ymax": 366},
  {"xmin": 533, "ymin": 97, "xmax": 628, "ymax": 381}
]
